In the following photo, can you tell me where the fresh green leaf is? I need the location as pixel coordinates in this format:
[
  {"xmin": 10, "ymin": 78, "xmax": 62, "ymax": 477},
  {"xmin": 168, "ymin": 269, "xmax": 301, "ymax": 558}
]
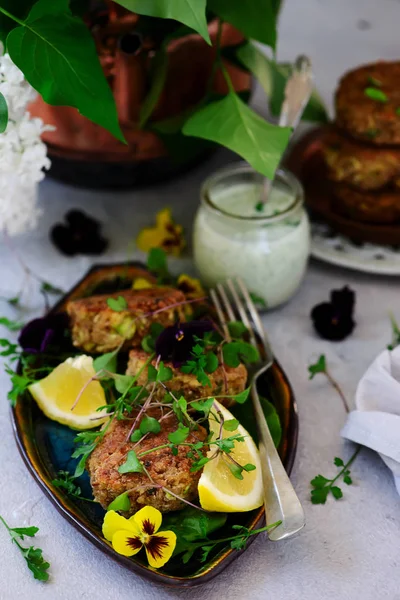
[
  {"xmin": 93, "ymin": 351, "xmax": 117, "ymax": 374},
  {"xmin": 331, "ymin": 486, "xmax": 343, "ymax": 500},
  {"xmin": 141, "ymin": 335, "xmax": 155, "ymax": 353},
  {"xmin": 227, "ymin": 461, "xmax": 244, "ymax": 480},
  {"xmin": 205, "ymin": 352, "xmax": 219, "ymax": 374},
  {"xmin": 190, "ymin": 456, "xmax": 210, "ymax": 472},
  {"xmin": 118, "ymin": 450, "xmax": 144, "ymax": 474},
  {"xmin": 147, "ymin": 364, "xmax": 158, "ymax": 382},
  {"xmin": 233, "ymin": 387, "xmax": 250, "ymax": 404},
  {"xmin": 140, "ymin": 415, "xmax": 161, "ymax": 435},
  {"xmin": 40, "ymin": 281, "xmax": 64, "ymax": 295},
  {"xmin": 191, "ymin": 397, "xmax": 215, "ymax": 415},
  {"xmin": 223, "ymin": 418, "xmax": 239, "ymax": 432},
  {"xmin": 0, "ymin": 91, "xmax": 8, "ymax": 133},
  {"xmin": 310, "ymin": 475, "xmax": 330, "ymax": 489},
  {"xmin": 158, "ymin": 361, "xmax": 173, "ymax": 382},
  {"xmin": 10, "ymin": 526, "xmax": 39, "ymax": 538},
  {"xmin": 308, "ymin": 355, "xmax": 326, "ymax": 379},
  {"xmin": 163, "ymin": 507, "xmax": 227, "ymax": 557},
  {"xmin": 107, "ymin": 491, "xmax": 131, "ymax": 512},
  {"xmin": 223, "ymin": 341, "xmax": 260, "ymax": 368},
  {"xmin": 168, "ymin": 424, "xmax": 190, "ymax": 445},
  {"xmin": 227, "ymin": 321, "xmax": 248, "ymax": 339},
  {"xmin": 334, "ymin": 457, "xmax": 344, "ymax": 467},
  {"xmin": 130, "ymin": 430, "xmax": 143, "ymax": 443},
  {"xmin": 0, "ymin": 317, "xmax": 24, "ymax": 331},
  {"xmin": 364, "ymin": 87, "xmax": 388, "ymax": 103},
  {"xmin": 113, "ymin": 374, "xmax": 134, "ymax": 394},
  {"xmin": 310, "ymin": 487, "xmax": 329, "ymax": 505},
  {"xmin": 209, "ymin": 0, "xmax": 277, "ymax": 49},
  {"xmin": 107, "ymin": 296, "xmax": 128, "ymax": 312},
  {"xmin": 7, "ymin": 296, "xmax": 20, "ymax": 307},
  {"xmin": 139, "ymin": 46, "xmax": 168, "ymax": 127},
  {"xmin": 114, "ymin": 0, "xmax": 210, "ymax": 45},
  {"xmin": 183, "ymin": 91, "xmax": 291, "ymax": 180},
  {"xmin": 243, "ymin": 463, "xmax": 256, "ymax": 472},
  {"xmin": 249, "ymin": 291, "xmax": 267, "ymax": 308},
  {"xmin": 236, "ymin": 43, "xmax": 329, "ymax": 124},
  {"xmin": 343, "ymin": 475, "xmax": 353, "ymax": 485},
  {"xmin": 6, "ymin": 0, "xmax": 125, "ymax": 142},
  {"xmin": 147, "ymin": 247, "xmax": 168, "ymax": 273}
]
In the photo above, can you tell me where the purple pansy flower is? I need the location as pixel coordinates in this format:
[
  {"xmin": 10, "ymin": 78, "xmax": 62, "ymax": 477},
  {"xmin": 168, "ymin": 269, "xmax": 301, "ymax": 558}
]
[
  {"xmin": 311, "ymin": 286, "xmax": 356, "ymax": 341},
  {"xmin": 155, "ymin": 320, "xmax": 215, "ymax": 367},
  {"xmin": 51, "ymin": 210, "xmax": 108, "ymax": 257},
  {"xmin": 19, "ymin": 313, "xmax": 69, "ymax": 354}
]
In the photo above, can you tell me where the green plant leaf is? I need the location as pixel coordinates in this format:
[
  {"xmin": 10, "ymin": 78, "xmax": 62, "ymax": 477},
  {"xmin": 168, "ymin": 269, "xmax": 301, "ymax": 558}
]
[
  {"xmin": 308, "ymin": 355, "xmax": 326, "ymax": 380},
  {"xmin": 0, "ymin": 92, "xmax": 8, "ymax": 133},
  {"xmin": 237, "ymin": 42, "xmax": 329, "ymax": 124},
  {"xmin": 364, "ymin": 87, "xmax": 388, "ymax": 103},
  {"xmin": 183, "ymin": 92, "xmax": 290, "ymax": 179},
  {"xmin": 118, "ymin": 450, "xmax": 143, "ymax": 474},
  {"xmin": 93, "ymin": 351, "xmax": 118, "ymax": 374},
  {"xmin": 114, "ymin": 0, "xmax": 210, "ymax": 44},
  {"xmin": 331, "ymin": 486, "xmax": 343, "ymax": 500},
  {"xmin": 223, "ymin": 341, "xmax": 260, "ymax": 368},
  {"xmin": 227, "ymin": 461, "xmax": 244, "ymax": 480},
  {"xmin": 227, "ymin": 321, "xmax": 248, "ymax": 339},
  {"xmin": 0, "ymin": 316, "xmax": 24, "ymax": 331},
  {"xmin": 107, "ymin": 296, "xmax": 128, "ymax": 312},
  {"xmin": 223, "ymin": 418, "xmax": 239, "ymax": 432},
  {"xmin": 139, "ymin": 46, "xmax": 168, "ymax": 128},
  {"xmin": 107, "ymin": 491, "xmax": 131, "ymax": 512},
  {"xmin": 130, "ymin": 430, "xmax": 143, "ymax": 443},
  {"xmin": 208, "ymin": 0, "xmax": 277, "ymax": 49},
  {"xmin": 168, "ymin": 424, "xmax": 190, "ymax": 445},
  {"xmin": 139, "ymin": 415, "xmax": 161, "ymax": 435},
  {"xmin": 310, "ymin": 475, "xmax": 330, "ymax": 489},
  {"xmin": 5, "ymin": 0, "xmax": 125, "ymax": 142}
]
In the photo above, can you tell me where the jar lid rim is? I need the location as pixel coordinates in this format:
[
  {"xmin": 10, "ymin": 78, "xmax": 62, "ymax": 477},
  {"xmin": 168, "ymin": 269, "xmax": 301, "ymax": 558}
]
[{"xmin": 201, "ymin": 163, "xmax": 304, "ymax": 223}]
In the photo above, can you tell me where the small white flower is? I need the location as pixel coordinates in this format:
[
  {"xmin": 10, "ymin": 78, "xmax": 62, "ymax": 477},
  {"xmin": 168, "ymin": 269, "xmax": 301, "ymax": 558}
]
[{"xmin": 0, "ymin": 52, "xmax": 53, "ymax": 236}]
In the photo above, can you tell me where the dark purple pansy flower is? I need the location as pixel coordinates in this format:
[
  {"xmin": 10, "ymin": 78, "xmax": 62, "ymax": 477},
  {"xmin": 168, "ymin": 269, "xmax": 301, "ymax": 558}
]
[
  {"xmin": 19, "ymin": 313, "xmax": 70, "ymax": 354},
  {"xmin": 50, "ymin": 210, "xmax": 108, "ymax": 257},
  {"xmin": 155, "ymin": 320, "xmax": 215, "ymax": 367},
  {"xmin": 311, "ymin": 286, "xmax": 356, "ymax": 341}
]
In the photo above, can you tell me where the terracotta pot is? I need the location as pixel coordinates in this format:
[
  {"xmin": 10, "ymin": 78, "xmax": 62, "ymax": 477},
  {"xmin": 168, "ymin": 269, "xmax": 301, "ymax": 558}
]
[{"xmin": 29, "ymin": 6, "xmax": 251, "ymax": 188}]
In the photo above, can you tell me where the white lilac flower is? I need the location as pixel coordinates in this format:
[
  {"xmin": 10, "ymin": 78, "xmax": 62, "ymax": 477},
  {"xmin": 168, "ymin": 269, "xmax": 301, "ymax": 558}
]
[{"xmin": 0, "ymin": 52, "xmax": 53, "ymax": 236}]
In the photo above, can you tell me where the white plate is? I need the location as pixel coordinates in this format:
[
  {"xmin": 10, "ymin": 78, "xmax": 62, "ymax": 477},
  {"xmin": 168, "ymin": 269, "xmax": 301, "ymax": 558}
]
[{"xmin": 311, "ymin": 222, "xmax": 400, "ymax": 276}]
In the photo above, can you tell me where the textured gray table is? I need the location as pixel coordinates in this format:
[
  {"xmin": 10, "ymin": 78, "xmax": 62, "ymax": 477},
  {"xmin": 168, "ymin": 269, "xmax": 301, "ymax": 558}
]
[{"xmin": 1, "ymin": 0, "xmax": 400, "ymax": 598}]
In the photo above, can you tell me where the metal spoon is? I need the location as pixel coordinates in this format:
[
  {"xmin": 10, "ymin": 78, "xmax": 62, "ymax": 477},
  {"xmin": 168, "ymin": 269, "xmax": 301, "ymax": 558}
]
[{"xmin": 261, "ymin": 55, "xmax": 314, "ymax": 204}]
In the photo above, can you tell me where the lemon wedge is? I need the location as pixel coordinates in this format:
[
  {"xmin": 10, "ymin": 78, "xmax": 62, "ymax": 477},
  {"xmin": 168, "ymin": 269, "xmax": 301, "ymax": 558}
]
[
  {"xmin": 198, "ymin": 400, "xmax": 263, "ymax": 512},
  {"xmin": 29, "ymin": 355, "xmax": 109, "ymax": 430}
]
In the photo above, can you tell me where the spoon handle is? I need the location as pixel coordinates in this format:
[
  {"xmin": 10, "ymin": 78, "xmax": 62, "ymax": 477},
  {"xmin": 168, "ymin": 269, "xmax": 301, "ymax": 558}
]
[{"xmin": 279, "ymin": 55, "xmax": 314, "ymax": 129}]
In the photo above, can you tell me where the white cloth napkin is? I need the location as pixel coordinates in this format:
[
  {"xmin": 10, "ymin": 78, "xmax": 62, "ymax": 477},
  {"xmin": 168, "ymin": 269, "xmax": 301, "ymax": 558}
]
[{"xmin": 341, "ymin": 345, "xmax": 400, "ymax": 494}]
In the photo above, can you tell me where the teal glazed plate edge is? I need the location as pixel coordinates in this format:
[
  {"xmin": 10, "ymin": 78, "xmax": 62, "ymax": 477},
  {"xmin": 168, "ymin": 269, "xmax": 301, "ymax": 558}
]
[{"xmin": 10, "ymin": 262, "xmax": 299, "ymax": 587}]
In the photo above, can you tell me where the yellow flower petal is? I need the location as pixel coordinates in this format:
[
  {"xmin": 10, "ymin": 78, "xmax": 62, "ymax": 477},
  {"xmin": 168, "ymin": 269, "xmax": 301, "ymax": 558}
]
[
  {"xmin": 145, "ymin": 531, "xmax": 177, "ymax": 569},
  {"xmin": 132, "ymin": 506, "xmax": 162, "ymax": 535},
  {"xmin": 132, "ymin": 277, "xmax": 153, "ymax": 290},
  {"xmin": 112, "ymin": 530, "xmax": 143, "ymax": 557},
  {"xmin": 102, "ymin": 510, "xmax": 139, "ymax": 542},
  {"xmin": 177, "ymin": 274, "xmax": 205, "ymax": 298},
  {"xmin": 136, "ymin": 228, "xmax": 166, "ymax": 253},
  {"xmin": 156, "ymin": 207, "xmax": 173, "ymax": 228}
]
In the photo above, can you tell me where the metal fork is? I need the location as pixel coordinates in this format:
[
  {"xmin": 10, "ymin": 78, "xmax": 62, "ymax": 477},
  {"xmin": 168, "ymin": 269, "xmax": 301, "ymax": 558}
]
[{"xmin": 210, "ymin": 278, "xmax": 305, "ymax": 541}]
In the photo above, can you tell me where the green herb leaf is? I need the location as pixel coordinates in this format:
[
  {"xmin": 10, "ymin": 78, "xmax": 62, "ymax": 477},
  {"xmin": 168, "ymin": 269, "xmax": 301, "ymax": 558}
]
[
  {"xmin": 208, "ymin": 0, "xmax": 277, "ymax": 49},
  {"xmin": 107, "ymin": 491, "xmax": 131, "ymax": 512},
  {"xmin": 310, "ymin": 487, "xmax": 329, "ymax": 505},
  {"xmin": 168, "ymin": 424, "xmax": 190, "ymax": 445},
  {"xmin": 107, "ymin": 296, "xmax": 128, "ymax": 312},
  {"xmin": 331, "ymin": 486, "xmax": 343, "ymax": 500},
  {"xmin": 364, "ymin": 87, "xmax": 388, "ymax": 103},
  {"xmin": 140, "ymin": 415, "xmax": 161, "ymax": 435},
  {"xmin": 93, "ymin": 351, "xmax": 118, "ymax": 374},
  {"xmin": 118, "ymin": 450, "xmax": 144, "ymax": 474},
  {"xmin": 10, "ymin": 526, "xmax": 39, "ymax": 538},
  {"xmin": 243, "ymin": 463, "xmax": 256, "ymax": 472},
  {"xmin": 233, "ymin": 387, "xmax": 250, "ymax": 404},
  {"xmin": 223, "ymin": 418, "xmax": 239, "ymax": 432},
  {"xmin": 0, "ymin": 91, "xmax": 8, "ymax": 133},
  {"xmin": 190, "ymin": 456, "xmax": 210, "ymax": 472},
  {"xmin": 223, "ymin": 341, "xmax": 260, "ymax": 368},
  {"xmin": 205, "ymin": 352, "xmax": 219, "ymax": 374},
  {"xmin": 130, "ymin": 430, "xmax": 143, "ymax": 443},
  {"xmin": 7, "ymin": 296, "xmax": 20, "ymax": 307},
  {"xmin": 158, "ymin": 361, "xmax": 173, "ymax": 382},
  {"xmin": 334, "ymin": 457, "xmax": 344, "ymax": 467},
  {"xmin": 227, "ymin": 461, "xmax": 244, "ymax": 480},
  {"xmin": 6, "ymin": 0, "xmax": 124, "ymax": 142},
  {"xmin": 183, "ymin": 91, "xmax": 291, "ymax": 180},
  {"xmin": 308, "ymin": 355, "xmax": 326, "ymax": 379},
  {"xmin": 0, "ymin": 317, "xmax": 24, "ymax": 332},
  {"xmin": 191, "ymin": 397, "xmax": 215, "ymax": 415},
  {"xmin": 310, "ymin": 474, "xmax": 330, "ymax": 489},
  {"xmin": 236, "ymin": 42, "xmax": 329, "ymax": 124},
  {"xmin": 139, "ymin": 46, "xmax": 168, "ymax": 128},
  {"xmin": 141, "ymin": 335, "xmax": 155, "ymax": 353},
  {"xmin": 40, "ymin": 281, "xmax": 64, "ymax": 295},
  {"xmin": 227, "ymin": 321, "xmax": 248, "ymax": 339},
  {"xmin": 147, "ymin": 247, "xmax": 168, "ymax": 275},
  {"xmin": 114, "ymin": 0, "xmax": 210, "ymax": 44}
]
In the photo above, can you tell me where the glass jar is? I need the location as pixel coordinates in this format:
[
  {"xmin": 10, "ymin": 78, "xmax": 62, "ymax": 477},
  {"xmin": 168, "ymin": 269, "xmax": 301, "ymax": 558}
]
[{"xmin": 193, "ymin": 164, "xmax": 310, "ymax": 309}]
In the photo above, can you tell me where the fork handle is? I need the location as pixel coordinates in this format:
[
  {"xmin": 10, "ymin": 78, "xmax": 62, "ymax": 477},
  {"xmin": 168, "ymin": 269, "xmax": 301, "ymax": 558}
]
[{"xmin": 251, "ymin": 385, "xmax": 305, "ymax": 541}]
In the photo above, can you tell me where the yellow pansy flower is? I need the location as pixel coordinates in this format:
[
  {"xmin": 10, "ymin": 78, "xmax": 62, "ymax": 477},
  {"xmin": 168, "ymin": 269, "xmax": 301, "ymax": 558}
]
[
  {"xmin": 132, "ymin": 277, "xmax": 154, "ymax": 290},
  {"xmin": 102, "ymin": 507, "xmax": 177, "ymax": 569},
  {"xmin": 177, "ymin": 274, "xmax": 206, "ymax": 299},
  {"xmin": 136, "ymin": 208, "xmax": 185, "ymax": 256}
]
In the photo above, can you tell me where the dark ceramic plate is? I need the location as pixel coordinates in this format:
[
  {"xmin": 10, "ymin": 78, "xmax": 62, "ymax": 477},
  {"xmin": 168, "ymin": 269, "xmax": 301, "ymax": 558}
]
[{"xmin": 11, "ymin": 263, "xmax": 299, "ymax": 587}]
